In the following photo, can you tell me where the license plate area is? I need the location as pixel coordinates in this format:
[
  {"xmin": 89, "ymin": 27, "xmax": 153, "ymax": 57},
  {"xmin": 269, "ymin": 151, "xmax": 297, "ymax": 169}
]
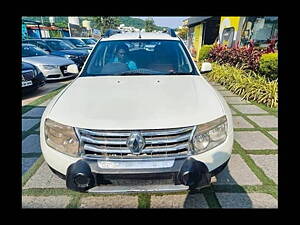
[
  {"xmin": 22, "ymin": 80, "xmax": 33, "ymax": 87},
  {"xmin": 97, "ymin": 159, "xmax": 175, "ymax": 169}
]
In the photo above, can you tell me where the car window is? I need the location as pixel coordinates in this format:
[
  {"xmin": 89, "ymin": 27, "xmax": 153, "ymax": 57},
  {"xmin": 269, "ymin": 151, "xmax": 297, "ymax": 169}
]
[
  {"xmin": 36, "ymin": 41, "xmax": 50, "ymax": 51},
  {"xmin": 60, "ymin": 40, "xmax": 76, "ymax": 48},
  {"xmin": 22, "ymin": 45, "xmax": 48, "ymax": 57},
  {"xmin": 83, "ymin": 40, "xmax": 196, "ymax": 76},
  {"xmin": 68, "ymin": 39, "xmax": 86, "ymax": 47},
  {"xmin": 82, "ymin": 39, "xmax": 96, "ymax": 45},
  {"xmin": 45, "ymin": 40, "xmax": 73, "ymax": 50}
]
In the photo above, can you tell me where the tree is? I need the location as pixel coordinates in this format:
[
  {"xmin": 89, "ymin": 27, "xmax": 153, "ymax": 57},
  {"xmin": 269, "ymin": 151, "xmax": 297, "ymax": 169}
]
[
  {"xmin": 176, "ymin": 26, "xmax": 188, "ymax": 40},
  {"xmin": 92, "ymin": 17, "xmax": 121, "ymax": 34},
  {"xmin": 145, "ymin": 17, "xmax": 155, "ymax": 32}
]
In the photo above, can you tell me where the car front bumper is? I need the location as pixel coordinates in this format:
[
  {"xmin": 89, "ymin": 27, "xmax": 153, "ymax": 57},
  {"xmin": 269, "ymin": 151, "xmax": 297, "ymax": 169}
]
[
  {"xmin": 22, "ymin": 72, "xmax": 46, "ymax": 94},
  {"xmin": 41, "ymin": 67, "xmax": 77, "ymax": 81},
  {"xmin": 41, "ymin": 125, "xmax": 233, "ymax": 193}
]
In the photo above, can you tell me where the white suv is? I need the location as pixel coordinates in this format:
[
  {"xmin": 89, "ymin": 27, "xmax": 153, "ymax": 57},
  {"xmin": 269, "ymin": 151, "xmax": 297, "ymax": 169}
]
[{"xmin": 40, "ymin": 29, "xmax": 233, "ymax": 194}]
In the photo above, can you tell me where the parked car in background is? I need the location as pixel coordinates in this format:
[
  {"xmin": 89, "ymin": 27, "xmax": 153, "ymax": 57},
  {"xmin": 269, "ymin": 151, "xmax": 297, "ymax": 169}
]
[
  {"xmin": 22, "ymin": 61, "xmax": 46, "ymax": 94},
  {"xmin": 22, "ymin": 44, "xmax": 79, "ymax": 81},
  {"xmin": 55, "ymin": 37, "xmax": 93, "ymax": 51},
  {"xmin": 53, "ymin": 38, "xmax": 92, "ymax": 52},
  {"xmin": 72, "ymin": 37, "xmax": 97, "ymax": 47},
  {"xmin": 22, "ymin": 39, "xmax": 89, "ymax": 70}
]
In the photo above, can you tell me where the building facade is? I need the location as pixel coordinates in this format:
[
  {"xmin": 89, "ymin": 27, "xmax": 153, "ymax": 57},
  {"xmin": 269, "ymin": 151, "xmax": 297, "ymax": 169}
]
[{"xmin": 185, "ymin": 16, "xmax": 278, "ymax": 61}]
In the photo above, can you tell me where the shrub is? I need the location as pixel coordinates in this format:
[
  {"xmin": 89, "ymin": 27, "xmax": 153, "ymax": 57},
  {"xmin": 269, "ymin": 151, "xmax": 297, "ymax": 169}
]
[
  {"xmin": 259, "ymin": 53, "xmax": 278, "ymax": 81},
  {"xmin": 208, "ymin": 44, "xmax": 265, "ymax": 72},
  {"xmin": 205, "ymin": 63, "xmax": 278, "ymax": 108},
  {"xmin": 198, "ymin": 45, "xmax": 213, "ymax": 61}
]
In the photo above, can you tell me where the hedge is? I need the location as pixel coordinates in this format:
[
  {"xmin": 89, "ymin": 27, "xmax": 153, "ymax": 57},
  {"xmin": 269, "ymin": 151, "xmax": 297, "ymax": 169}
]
[
  {"xmin": 204, "ymin": 63, "xmax": 278, "ymax": 108},
  {"xmin": 198, "ymin": 45, "xmax": 213, "ymax": 61},
  {"xmin": 259, "ymin": 53, "xmax": 278, "ymax": 81}
]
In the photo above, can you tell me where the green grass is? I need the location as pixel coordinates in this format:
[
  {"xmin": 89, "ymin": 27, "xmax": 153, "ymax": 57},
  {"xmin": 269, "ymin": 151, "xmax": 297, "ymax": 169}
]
[
  {"xmin": 200, "ymin": 186, "xmax": 221, "ymax": 208},
  {"xmin": 212, "ymin": 185, "xmax": 277, "ymax": 200},
  {"xmin": 138, "ymin": 193, "xmax": 151, "ymax": 208},
  {"xmin": 230, "ymin": 104, "xmax": 278, "ymax": 146},
  {"xmin": 233, "ymin": 141, "xmax": 277, "ymax": 186},
  {"xmin": 244, "ymin": 150, "xmax": 278, "ymax": 155},
  {"xmin": 22, "ymin": 122, "xmax": 40, "ymax": 140},
  {"xmin": 22, "ymin": 155, "xmax": 45, "ymax": 187},
  {"xmin": 66, "ymin": 195, "xmax": 82, "ymax": 208},
  {"xmin": 22, "ymin": 153, "xmax": 42, "ymax": 158},
  {"xmin": 22, "ymin": 84, "xmax": 68, "ymax": 115}
]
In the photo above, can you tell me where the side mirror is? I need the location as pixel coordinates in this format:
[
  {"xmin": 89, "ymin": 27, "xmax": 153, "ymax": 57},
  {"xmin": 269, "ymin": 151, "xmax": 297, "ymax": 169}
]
[
  {"xmin": 67, "ymin": 64, "xmax": 79, "ymax": 74},
  {"xmin": 200, "ymin": 62, "xmax": 212, "ymax": 74}
]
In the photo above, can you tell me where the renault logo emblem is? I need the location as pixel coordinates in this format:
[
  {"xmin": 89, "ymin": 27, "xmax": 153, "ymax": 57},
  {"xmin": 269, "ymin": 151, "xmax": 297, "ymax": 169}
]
[{"xmin": 127, "ymin": 132, "xmax": 145, "ymax": 155}]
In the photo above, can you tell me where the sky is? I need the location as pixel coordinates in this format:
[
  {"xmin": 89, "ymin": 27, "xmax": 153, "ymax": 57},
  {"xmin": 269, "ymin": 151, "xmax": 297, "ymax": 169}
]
[{"xmin": 132, "ymin": 17, "xmax": 189, "ymax": 29}]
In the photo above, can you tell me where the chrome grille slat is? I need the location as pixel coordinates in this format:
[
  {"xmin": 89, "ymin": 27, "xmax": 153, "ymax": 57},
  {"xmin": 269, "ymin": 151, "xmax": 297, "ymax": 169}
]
[
  {"xmin": 145, "ymin": 133, "xmax": 190, "ymax": 145},
  {"xmin": 84, "ymin": 142, "xmax": 189, "ymax": 155},
  {"xmin": 81, "ymin": 136, "xmax": 127, "ymax": 145},
  {"xmin": 142, "ymin": 127, "xmax": 193, "ymax": 136},
  {"xmin": 85, "ymin": 144, "xmax": 131, "ymax": 154},
  {"xmin": 80, "ymin": 129, "xmax": 131, "ymax": 137},
  {"xmin": 79, "ymin": 126, "xmax": 193, "ymax": 137},
  {"xmin": 77, "ymin": 126, "xmax": 194, "ymax": 159},
  {"xmin": 143, "ymin": 143, "xmax": 188, "ymax": 153}
]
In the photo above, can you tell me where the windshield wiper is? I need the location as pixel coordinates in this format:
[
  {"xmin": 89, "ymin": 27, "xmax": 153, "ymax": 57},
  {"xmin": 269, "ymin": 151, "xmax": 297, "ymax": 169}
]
[
  {"xmin": 120, "ymin": 70, "xmax": 158, "ymax": 75},
  {"xmin": 120, "ymin": 73, "xmax": 152, "ymax": 76},
  {"xmin": 166, "ymin": 72, "xmax": 194, "ymax": 75}
]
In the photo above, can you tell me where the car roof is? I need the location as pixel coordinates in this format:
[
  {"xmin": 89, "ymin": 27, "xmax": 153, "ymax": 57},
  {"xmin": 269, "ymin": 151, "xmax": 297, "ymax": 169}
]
[
  {"xmin": 101, "ymin": 32, "xmax": 180, "ymax": 41},
  {"xmin": 22, "ymin": 43, "xmax": 36, "ymax": 47},
  {"xmin": 25, "ymin": 39, "xmax": 61, "ymax": 42},
  {"xmin": 73, "ymin": 37, "xmax": 93, "ymax": 39},
  {"xmin": 60, "ymin": 37, "xmax": 81, "ymax": 39}
]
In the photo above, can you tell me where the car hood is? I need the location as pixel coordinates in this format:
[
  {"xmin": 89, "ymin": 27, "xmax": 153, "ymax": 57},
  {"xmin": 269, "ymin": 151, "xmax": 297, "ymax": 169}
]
[
  {"xmin": 22, "ymin": 55, "xmax": 74, "ymax": 66},
  {"xmin": 53, "ymin": 49, "xmax": 88, "ymax": 56},
  {"xmin": 22, "ymin": 62, "xmax": 35, "ymax": 70},
  {"xmin": 48, "ymin": 75, "xmax": 225, "ymax": 130}
]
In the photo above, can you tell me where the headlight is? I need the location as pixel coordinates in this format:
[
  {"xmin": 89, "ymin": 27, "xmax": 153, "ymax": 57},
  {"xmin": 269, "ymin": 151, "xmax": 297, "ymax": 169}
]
[
  {"xmin": 65, "ymin": 54, "xmax": 77, "ymax": 59},
  {"xmin": 192, "ymin": 116, "xmax": 228, "ymax": 154},
  {"xmin": 44, "ymin": 118, "xmax": 79, "ymax": 156},
  {"xmin": 33, "ymin": 69, "xmax": 37, "ymax": 77},
  {"xmin": 42, "ymin": 65, "xmax": 58, "ymax": 70}
]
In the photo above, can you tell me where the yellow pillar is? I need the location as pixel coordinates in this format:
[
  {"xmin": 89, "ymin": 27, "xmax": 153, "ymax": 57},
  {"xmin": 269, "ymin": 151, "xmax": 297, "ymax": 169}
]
[{"xmin": 192, "ymin": 24, "xmax": 203, "ymax": 62}]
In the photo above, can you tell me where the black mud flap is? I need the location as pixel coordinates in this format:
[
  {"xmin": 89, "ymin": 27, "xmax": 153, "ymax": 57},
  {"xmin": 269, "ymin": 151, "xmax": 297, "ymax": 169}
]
[{"xmin": 177, "ymin": 157, "xmax": 211, "ymax": 190}]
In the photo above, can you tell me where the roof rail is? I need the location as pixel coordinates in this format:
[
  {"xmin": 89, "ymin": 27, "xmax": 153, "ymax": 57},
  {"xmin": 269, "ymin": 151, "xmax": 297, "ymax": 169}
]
[
  {"xmin": 103, "ymin": 29, "xmax": 121, "ymax": 38},
  {"xmin": 163, "ymin": 28, "xmax": 177, "ymax": 37}
]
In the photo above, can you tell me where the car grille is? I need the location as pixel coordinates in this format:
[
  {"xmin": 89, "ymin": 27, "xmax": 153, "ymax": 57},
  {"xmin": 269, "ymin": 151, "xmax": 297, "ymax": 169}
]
[
  {"xmin": 60, "ymin": 65, "xmax": 73, "ymax": 76},
  {"xmin": 22, "ymin": 69, "xmax": 35, "ymax": 80},
  {"xmin": 80, "ymin": 55, "xmax": 88, "ymax": 61},
  {"xmin": 76, "ymin": 126, "xmax": 195, "ymax": 159}
]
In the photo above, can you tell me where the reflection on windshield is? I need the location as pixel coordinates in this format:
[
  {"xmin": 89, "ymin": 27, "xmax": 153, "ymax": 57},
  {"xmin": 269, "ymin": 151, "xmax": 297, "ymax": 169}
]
[
  {"xmin": 69, "ymin": 39, "xmax": 86, "ymax": 46},
  {"xmin": 83, "ymin": 40, "xmax": 196, "ymax": 76},
  {"xmin": 82, "ymin": 39, "xmax": 96, "ymax": 45},
  {"xmin": 45, "ymin": 41, "xmax": 73, "ymax": 50},
  {"xmin": 22, "ymin": 45, "xmax": 48, "ymax": 57}
]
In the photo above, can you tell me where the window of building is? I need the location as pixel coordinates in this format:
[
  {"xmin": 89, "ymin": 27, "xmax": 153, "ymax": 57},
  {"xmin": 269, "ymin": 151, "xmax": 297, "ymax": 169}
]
[{"xmin": 240, "ymin": 16, "xmax": 278, "ymax": 47}]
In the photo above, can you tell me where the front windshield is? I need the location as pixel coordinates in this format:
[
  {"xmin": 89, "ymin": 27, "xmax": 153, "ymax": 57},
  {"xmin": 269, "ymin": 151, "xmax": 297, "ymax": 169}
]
[
  {"xmin": 68, "ymin": 39, "xmax": 87, "ymax": 47},
  {"xmin": 61, "ymin": 40, "xmax": 76, "ymax": 48},
  {"xmin": 22, "ymin": 45, "xmax": 48, "ymax": 57},
  {"xmin": 83, "ymin": 40, "xmax": 197, "ymax": 76},
  {"xmin": 45, "ymin": 40, "xmax": 73, "ymax": 50},
  {"xmin": 82, "ymin": 39, "xmax": 96, "ymax": 45}
]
